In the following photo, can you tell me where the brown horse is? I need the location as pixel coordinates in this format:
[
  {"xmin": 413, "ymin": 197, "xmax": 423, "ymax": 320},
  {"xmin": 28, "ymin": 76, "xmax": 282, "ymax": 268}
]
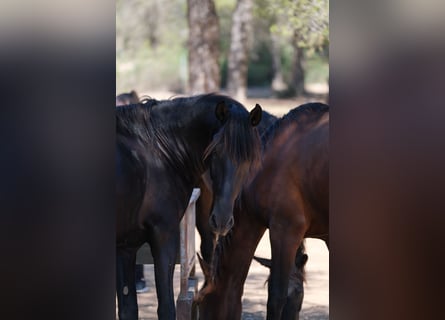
[
  {"xmin": 198, "ymin": 243, "xmax": 308, "ymax": 320},
  {"xmin": 197, "ymin": 102, "xmax": 329, "ymax": 320}
]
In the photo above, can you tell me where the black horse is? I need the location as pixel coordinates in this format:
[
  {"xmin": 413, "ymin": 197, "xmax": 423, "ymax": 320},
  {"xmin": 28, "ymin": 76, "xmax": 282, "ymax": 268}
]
[
  {"xmin": 116, "ymin": 91, "xmax": 149, "ymax": 292},
  {"xmin": 116, "ymin": 94, "xmax": 262, "ymax": 320}
]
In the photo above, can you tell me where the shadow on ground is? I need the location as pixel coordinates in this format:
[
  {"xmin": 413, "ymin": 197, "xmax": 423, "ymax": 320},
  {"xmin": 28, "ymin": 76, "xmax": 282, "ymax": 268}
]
[
  {"xmin": 241, "ymin": 306, "xmax": 328, "ymax": 320},
  {"xmin": 300, "ymin": 306, "xmax": 329, "ymax": 319},
  {"xmin": 116, "ymin": 237, "xmax": 328, "ymax": 319}
]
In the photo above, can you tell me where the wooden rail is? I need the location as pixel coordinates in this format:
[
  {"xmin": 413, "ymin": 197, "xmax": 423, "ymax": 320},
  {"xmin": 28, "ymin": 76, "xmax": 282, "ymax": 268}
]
[{"xmin": 176, "ymin": 188, "xmax": 200, "ymax": 320}]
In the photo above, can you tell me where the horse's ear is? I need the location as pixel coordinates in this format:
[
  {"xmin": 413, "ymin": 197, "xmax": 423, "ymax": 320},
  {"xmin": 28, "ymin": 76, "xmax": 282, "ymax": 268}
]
[
  {"xmin": 215, "ymin": 101, "xmax": 229, "ymax": 122},
  {"xmin": 253, "ymin": 256, "xmax": 272, "ymax": 269},
  {"xmin": 250, "ymin": 104, "xmax": 262, "ymax": 127}
]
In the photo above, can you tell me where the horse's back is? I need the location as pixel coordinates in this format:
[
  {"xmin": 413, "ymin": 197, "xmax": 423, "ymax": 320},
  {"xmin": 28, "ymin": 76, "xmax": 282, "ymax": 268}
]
[
  {"xmin": 258, "ymin": 104, "xmax": 329, "ymax": 236},
  {"xmin": 299, "ymin": 112, "xmax": 329, "ymax": 226}
]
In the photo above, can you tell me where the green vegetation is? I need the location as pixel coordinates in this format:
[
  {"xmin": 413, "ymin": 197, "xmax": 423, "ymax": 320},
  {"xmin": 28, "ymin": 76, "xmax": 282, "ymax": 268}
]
[
  {"xmin": 117, "ymin": 43, "xmax": 188, "ymax": 93},
  {"xmin": 116, "ymin": 0, "xmax": 329, "ymax": 95},
  {"xmin": 305, "ymin": 53, "xmax": 329, "ymax": 85},
  {"xmin": 116, "ymin": 0, "xmax": 188, "ymax": 93}
]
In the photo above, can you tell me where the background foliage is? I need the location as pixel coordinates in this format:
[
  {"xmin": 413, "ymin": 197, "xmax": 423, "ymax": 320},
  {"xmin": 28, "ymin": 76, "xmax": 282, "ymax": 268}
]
[{"xmin": 116, "ymin": 0, "xmax": 329, "ymax": 96}]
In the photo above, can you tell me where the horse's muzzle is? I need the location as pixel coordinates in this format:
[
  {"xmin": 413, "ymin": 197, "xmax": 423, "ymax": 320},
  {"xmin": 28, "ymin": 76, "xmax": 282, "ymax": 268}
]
[{"xmin": 209, "ymin": 213, "xmax": 234, "ymax": 236}]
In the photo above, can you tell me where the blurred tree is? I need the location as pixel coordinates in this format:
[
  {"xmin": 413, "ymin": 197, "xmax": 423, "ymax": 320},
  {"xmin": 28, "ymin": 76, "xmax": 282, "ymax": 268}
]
[
  {"xmin": 116, "ymin": 0, "xmax": 161, "ymax": 56},
  {"xmin": 290, "ymin": 41, "xmax": 306, "ymax": 96},
  {"xmin": 116, "ymin": 0, "xmax": 188, "ymax": 93},
  {"xmin": 256, "ymin": 0, "xmax": 329, "ymax": 96},
  {"xmin": 187, "ymin": 0, "xmax": 221, "ymax": 93},
  {"xmin": 288, "ymin": 0, "xmax": 328, "ymax": 95},
  {"xmin": 226, "ymin": 0, "xmax": 254, "ymax": 100},
  {"xmin": 270, "ymin": 32, "xmax": 287, "ymax": 92},
  {"xmin": 116, "ymin": 0, "xmax": 327, "ymax": 97}
]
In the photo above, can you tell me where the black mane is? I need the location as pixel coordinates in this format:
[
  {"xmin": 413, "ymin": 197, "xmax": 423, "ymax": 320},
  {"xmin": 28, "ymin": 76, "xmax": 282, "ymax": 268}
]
[
  {"xmin": 209, "ymin": 226, "xmax": 234, "ymax": 284},
  {"xmin": 204, "ymin": 108, "xmax": 261, "ymax": 170},
  {"xmin": 116, "ymin": 93, "xmax": 261, "ymax": 181},
  {"xmin": 116, "ymin": 99, "xmax": 158, "ymax": 143}
]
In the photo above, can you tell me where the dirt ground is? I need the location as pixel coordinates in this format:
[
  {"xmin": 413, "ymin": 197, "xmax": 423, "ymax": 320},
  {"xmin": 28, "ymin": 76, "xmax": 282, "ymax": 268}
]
[
  {"xmin": 117, "ymin": 234, "xmax": 329, "ymax": 320},
  {"xmin": 116, "ymin": 89, "xmax": 329, "ymax": 319}
]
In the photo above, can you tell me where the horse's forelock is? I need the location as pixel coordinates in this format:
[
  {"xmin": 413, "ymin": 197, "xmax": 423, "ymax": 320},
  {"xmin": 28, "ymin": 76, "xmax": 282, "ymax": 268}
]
[
  {"xmin": 203, "ymin": 228, "xmax": 234, "ymax": 289},
  {"xmin": 203, "ymin": 110, "xmax": 262, "ymax": 173}
]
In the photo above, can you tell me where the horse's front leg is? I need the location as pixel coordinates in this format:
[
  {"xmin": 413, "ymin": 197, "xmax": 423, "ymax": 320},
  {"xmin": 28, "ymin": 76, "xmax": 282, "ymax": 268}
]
[
  {"xmin": 116, "ymin": 248, "xmax": 138, "ymax": 320},
  {"xmin": 267, "ymin": 222, "xmax": 305, "ymax": 320},
  {"xmin": 149, "ymin": 225, "xmax": 179, "ymax": 320}
]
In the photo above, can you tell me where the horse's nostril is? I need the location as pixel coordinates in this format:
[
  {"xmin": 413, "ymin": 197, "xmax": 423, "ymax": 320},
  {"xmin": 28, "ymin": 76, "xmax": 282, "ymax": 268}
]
[
  {"xmin": 210, "ymin": 214, "xmax": 234, "ymax": 234},
  {"xmin": 209, "ymin": 214, "xmax": 217, "ymax": 229}
]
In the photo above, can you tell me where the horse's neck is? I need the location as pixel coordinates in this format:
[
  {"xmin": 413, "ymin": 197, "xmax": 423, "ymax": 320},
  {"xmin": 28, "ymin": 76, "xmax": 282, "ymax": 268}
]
[
  {"xmin": 151, "ymin": 104, "xmax": 216, "ymax": 182},
  {"xmin": 214, "ymin": 206, "xmax": 266, "ymax": 295}
]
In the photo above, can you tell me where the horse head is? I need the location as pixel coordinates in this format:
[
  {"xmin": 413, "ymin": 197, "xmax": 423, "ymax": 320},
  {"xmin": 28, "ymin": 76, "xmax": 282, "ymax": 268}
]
[{"xmin": 205, "ymin": 101, "xmax": 262, "ymax": 236}]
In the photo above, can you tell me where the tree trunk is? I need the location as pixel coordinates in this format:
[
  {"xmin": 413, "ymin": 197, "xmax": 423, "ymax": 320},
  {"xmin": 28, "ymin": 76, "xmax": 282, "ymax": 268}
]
[
  {"xmin": 226, "ymin": 0, "xmax": 253, "ymax": 101},
  {"xmin": 290, "ymin": 44, "xmax": 305, "ymax": 97},
  {"xmin": 144, "ymin": 0, "xmax": 160, "ymax": 49},
  {"xmin": 271, "ymin": 33, "xmax": 287, "ymax": 94},
  {"xmin": 187, "ymin": 0, "xmax": 220, "ymax": 94}
]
